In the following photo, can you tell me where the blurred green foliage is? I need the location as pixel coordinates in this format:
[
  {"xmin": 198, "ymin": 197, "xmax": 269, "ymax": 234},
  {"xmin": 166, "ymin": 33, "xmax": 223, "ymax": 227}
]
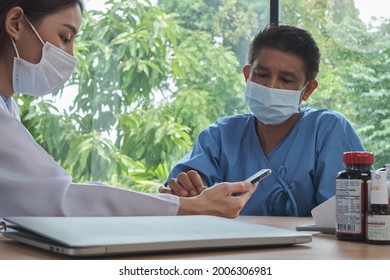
[{"xmin": 17, "ymin": 0, "xmax": 389, "ymax": 193}]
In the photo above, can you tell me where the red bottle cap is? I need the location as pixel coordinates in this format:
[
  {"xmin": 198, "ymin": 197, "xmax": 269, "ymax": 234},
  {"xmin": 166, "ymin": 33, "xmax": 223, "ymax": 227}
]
[{"xmin": 343, "ymin": 152, "xmax": 374, "ymax": 165}]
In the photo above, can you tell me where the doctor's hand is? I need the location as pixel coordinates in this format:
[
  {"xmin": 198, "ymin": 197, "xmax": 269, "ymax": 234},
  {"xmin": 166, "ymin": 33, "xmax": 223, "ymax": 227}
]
[
  {"xmin": 159, "ymin": 170, "xmax": 206, "ymax": 197},
  {"xmin": 177, "ymin": 181, "xmax": 256, "ymax": 219}
]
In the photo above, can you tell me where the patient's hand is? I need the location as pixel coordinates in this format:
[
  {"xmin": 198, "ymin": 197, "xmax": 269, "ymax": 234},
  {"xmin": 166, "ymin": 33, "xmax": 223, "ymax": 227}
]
[{"xmin": 159, "ymin": 170, "xmax": 206, "ymax": 197}]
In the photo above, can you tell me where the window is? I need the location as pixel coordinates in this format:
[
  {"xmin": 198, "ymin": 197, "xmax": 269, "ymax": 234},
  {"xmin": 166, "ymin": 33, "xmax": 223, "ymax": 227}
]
[
  {"xmin": 280, "ymin": 0, "xmax": 390, "ymax": 167},
  {"xmin": 19, "ymin": 0, "xmax": 389, "ymax": 191}
]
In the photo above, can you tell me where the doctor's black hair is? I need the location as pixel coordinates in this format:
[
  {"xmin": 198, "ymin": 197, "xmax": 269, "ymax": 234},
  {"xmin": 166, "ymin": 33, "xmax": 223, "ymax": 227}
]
[
  {"xmin": 0, "ymin": 0, "xmax": 85, "ymax": 47},
  {"xmin": 247, "ymin": 24, "xmax": 320, "ymax": 82}
]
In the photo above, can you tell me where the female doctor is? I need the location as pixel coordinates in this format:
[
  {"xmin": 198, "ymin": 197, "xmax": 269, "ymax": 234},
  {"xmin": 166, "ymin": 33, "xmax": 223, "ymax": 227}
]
[{"xmin": 0, "ymin": 0, "xmax": 255, "ymax": 218}]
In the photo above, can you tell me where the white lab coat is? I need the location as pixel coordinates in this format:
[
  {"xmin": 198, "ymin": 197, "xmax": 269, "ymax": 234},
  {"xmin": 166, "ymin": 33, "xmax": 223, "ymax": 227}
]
[{"xmin": 0, "ymin": 97, "xmax": 179, "ymax": 217}]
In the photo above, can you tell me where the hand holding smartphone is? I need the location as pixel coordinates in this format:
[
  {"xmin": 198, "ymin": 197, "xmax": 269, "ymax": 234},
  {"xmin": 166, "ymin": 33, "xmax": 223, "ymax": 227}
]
[{"xmin": 232, "ymin": 169, "xmax": 271, "ymax": 196}]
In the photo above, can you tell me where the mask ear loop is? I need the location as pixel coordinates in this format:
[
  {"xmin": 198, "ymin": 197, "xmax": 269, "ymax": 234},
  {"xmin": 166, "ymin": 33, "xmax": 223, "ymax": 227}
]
[
  {"xmin": 10, "ymin": 38, "xmax": 20, "ymax": 58},
  {"xmin": 301, "ymin": 81, "xmax": 310, "ymax": 92},
  {"xmin": 24, "ymin": 16, "xmax": 45, "ymax": 45},
  {"xmin": 297, "ymin": 81, "xmax": 311, "ymax": 111},
  {"xmin": 247, "ymin": 64, "xmax": 254, "ymax": 81}
]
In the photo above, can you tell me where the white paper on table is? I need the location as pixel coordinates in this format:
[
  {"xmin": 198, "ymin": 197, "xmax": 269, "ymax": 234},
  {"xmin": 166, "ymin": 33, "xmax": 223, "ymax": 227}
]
[{"xmin": 296, "ymin": 196, "xmax": 336, "ymax": 234}]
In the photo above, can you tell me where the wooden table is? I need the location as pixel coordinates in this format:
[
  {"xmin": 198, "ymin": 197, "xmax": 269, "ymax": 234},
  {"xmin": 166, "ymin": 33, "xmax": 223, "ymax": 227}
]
[{"xmin": 0, "ymin": 216, "xmax": 389, "ymax": 260}]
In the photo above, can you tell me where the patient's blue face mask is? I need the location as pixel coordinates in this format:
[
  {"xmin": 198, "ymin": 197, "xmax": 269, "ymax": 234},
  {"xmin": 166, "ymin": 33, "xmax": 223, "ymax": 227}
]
[{"xmin": 244, "ymin": 80, "xmax": 308, "ymax": 125}]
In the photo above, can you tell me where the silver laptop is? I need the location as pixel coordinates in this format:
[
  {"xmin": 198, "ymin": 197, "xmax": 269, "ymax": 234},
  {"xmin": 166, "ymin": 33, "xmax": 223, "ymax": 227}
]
[{"xmin": 2, "ymin": 215, "xmax": 311, "ymax": 257}]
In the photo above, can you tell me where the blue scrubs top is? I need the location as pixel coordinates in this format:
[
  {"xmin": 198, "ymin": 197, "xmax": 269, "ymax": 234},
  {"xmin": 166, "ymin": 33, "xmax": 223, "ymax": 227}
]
[{"xmin": 167, "ymin": 107, "xmax": 365, "ymax": 216}]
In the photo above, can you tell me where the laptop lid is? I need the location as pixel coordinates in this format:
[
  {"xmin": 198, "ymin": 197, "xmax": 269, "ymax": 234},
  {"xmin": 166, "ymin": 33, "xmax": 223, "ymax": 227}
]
[{"xmin": 3, "ymin": 215, "xmax": 311, "ymax": 257}]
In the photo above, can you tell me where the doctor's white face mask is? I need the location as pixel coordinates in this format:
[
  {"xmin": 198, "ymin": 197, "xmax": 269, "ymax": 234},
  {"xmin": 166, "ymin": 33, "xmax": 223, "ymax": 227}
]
[
  {"xmin": 11, "ymin": 17, "xmax": 77, "ymax": 97},
  {"xmin": 244, "ymin": 80, "xmax": 308, "ymax": 125}
]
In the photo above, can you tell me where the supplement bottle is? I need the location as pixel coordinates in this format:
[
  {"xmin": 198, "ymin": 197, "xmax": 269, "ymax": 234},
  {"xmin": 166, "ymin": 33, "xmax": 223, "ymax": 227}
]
[
  {"xmin": 366, "ymin": 171, "xmax": 390, "ymax": 244},
  {"xmin": 336, "ymin": 152, "xmax": 374, "ymax": 241}
]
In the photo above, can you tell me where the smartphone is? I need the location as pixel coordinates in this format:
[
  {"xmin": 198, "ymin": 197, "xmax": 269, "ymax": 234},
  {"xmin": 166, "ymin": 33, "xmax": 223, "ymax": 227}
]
[
  {"xmin": 231, "ymin": 169, "xmax": 271, "ymax": 196},
  {"xmin": 245, "ymin": 168, "xmax": 272, "ymax": 185}
]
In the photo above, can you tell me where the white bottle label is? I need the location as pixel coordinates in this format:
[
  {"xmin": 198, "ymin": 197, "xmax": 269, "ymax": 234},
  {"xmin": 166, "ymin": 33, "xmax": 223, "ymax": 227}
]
[
  {"xmin": 367, "ymin": 214, "xmax": 390, "ymax": 241},
  {"xmin": 336, "ymin": 179, "xmax": 363, "ymax": 234}
]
